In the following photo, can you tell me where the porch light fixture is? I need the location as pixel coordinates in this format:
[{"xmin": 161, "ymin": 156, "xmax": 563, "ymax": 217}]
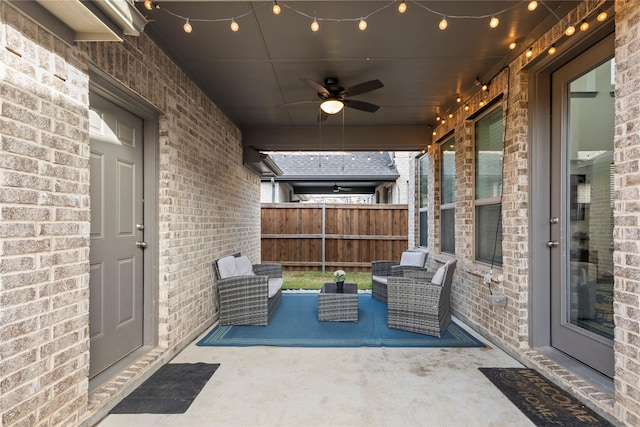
[
  {"xmin": 527, "ymin": 1, "xmax": 538, "ymax": 11},
  {"xmin": 320, "ymin": 99, "xmax": 344, "ymax": 114},
  {"xmin": 398, "ymin": 2, "xmax": 407, "ymax": 14}
]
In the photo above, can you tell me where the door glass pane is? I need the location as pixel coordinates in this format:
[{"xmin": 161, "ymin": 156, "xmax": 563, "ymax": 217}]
[{"xmin": 566, "ymin": 58, "xmax": 615, "ymax": 340}]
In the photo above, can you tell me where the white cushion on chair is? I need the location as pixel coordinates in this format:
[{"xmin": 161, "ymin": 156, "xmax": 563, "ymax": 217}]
[
  {"xmin": 372, "ymin": 275, "xmax": 388, "ymax": 285},
  {"xmin": 400, "ymin": 251, "xmax": 426, "ymax": 267},
  {"xmin": 235, "ymin": 256, "xmax": 255, "ymax": 276},
  {"xmin": 217, "ymin": 256, "xmax": 238, "ymax": 279},
  {"xmin": 431, "ymin": 265, "xmax": 446, "ymax": 285},
  {"xmin": 268, "ymin": 278, "xmax": 283, "ymax": 298}
]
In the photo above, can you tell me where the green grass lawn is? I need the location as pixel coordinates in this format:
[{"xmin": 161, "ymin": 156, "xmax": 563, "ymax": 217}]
[{"xmin": 283, "ymin": 271, "xmax": 371, "ymax": 290}]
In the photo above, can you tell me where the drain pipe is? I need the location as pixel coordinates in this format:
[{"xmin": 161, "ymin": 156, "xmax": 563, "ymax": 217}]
[{"xmin": 271, "ymin": 177, "xmax": 275, "ymax": 203}]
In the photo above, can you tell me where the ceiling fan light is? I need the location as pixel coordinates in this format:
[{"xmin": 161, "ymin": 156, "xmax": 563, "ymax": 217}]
[{"xmin": 320, "ymin": 99, "xmax": 344, "ymax": 114}]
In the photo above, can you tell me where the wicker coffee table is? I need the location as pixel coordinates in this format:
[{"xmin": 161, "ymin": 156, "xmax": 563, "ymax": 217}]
[{"xmin": 318, "ymin": 282, "xmax": 358, "ymax": 322}]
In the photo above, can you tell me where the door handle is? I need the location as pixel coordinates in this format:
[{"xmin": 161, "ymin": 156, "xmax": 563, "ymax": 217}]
[
  {"xmin": 136, "ymin": 241, "xmax": 147, "ymax": 249},
  {"xmin": 547, "ymin": 240, "xmax": 559, "ymax": 248}
]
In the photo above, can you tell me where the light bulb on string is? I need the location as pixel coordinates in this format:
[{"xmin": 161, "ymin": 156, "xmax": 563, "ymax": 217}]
[
  {"xmin": 548, "ymin": 45, "xmax": 557, "ymax": 55},
  {"xmin": 436, "ymin": 115, "xmax": 441, "ymax": 121},
  {"xmin": 358, "ymin": 18, "xmax": 367, "ymax": 31},
  {"xmin": 432, "ymin": 130, "xmax": 437, "ymax": 136},
  {"xmin": 398, "ymin": 2, "xmax": 407, "ymax": 14},
  {"xmin": 580, "ymin": 20, "xmax": 589, "ymax": 31},
  {"xmin": 143, "ymin": 0, "xmax": 153, "ymax": 11},
  {"xmin": 448, "ymin": 113, "xmax": 453, "ymax": 119},
  {"xmin": 183, "ymin": 18, "xmax": 192, "ymax": 33},
  {"xmin": 489, "ymin": 15, "xmax": 499, "ymax": 29},
  {"xmin": 272, "ymin": 1, "xmax": 281, "ymax": 15},
  {"xmin": 439, "ymin": 15, "xmax": 448, "ymax": 30},
  {"xmin": 479, "ymin": 100, "xmax": 485, "ymax": 107},
  {"xmin": 311, "ymin": 17, "xmax": 319, "ymax": 32},
  {"xmin": 481, "ymin": 83, "xmax": 488, "ymax": 91},
  {"xmin": 564, "ymin": 24, "xmax": 576, "ymax": 36},
  {"xmin": 456, "ymin": 95, "xmax": 462, "ymax": 103},
  {"xmin": 597, "ymin": 11, "xmax": 608, "ymax": 22},
  {"xmin": 509, "ymin": 41, "xmax": 517, "ymax": 50},
  {"xmin": 464, "ymin": 104, "xmax": 470, "ymax": 111},
  {"xmin": 527, "ymin": 1, "xmax": 538, "ymax": 11},
  {"xmin": 526, "ymin": 47, "xmax": 533, "ymax": 58},
  {"xmin": 230, "ymin": 18, "xmax": 239, "ymax": 32}
]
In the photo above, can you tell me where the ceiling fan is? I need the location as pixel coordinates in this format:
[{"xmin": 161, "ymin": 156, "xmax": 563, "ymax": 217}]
[
  {"xmin": 285, "ymin": 77, "xmax": 384, "ymax": 120},
  {"xmin": 333, "ymin": 184, "xmax": 352, "ymax": 193}
]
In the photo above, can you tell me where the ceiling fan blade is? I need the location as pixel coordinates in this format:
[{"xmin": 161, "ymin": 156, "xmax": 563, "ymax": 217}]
[
  {"xmin": 343, "ymin": 99, "xmax": 380, "ymax": 113},
  {"xmin": 279, "ymin": 99, "xmax": 319, "ymax": 107},
  {"xmin": 341, "ymin": 79, "xmax": 384, "ymax": 97},
  {"xmin": 301, "ymin": 78, "xmax": 330, "ymax": 97}
]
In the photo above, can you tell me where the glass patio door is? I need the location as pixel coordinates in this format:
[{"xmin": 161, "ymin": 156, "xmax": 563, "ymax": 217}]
[{"xmin": 549, "ymin": 35, "xmax": 614, "ymax": 378}]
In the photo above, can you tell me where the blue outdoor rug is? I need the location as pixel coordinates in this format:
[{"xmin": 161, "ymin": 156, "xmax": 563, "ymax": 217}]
[{"xmin": 197, "ymin": 293, "xmax": 484, "ymax": 348}]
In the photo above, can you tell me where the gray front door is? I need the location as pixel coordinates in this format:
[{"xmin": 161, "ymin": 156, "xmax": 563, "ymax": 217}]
[
  {"xmin": 549, "ymin": 35, "xmax": 614, "ymax": 378},
  {"xmin": 89, "ymin": 93, "xmax": 145, "ymax": 378}
]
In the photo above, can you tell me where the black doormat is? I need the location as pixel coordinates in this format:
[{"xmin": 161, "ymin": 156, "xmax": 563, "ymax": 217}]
[
  {"xmin": 110, "ymin": 363, "xmax": 220, "ymax": 414},
  {"xmin": 479, "ymin": 368, "xmax": 612, "ymax": 427}
]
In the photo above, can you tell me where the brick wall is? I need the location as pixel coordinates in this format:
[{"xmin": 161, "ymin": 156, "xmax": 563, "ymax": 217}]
[
  {"xmin": 1, "ymin": 2, "xmax": 261, "ymax": 425},
  {"xmin": 1, "ymin": 3, "xmax": 92, "ymax": 426},
  {"xmin": 426, "ymin": 0, "xmax": 632, "ymax": 423},
  {"xmin": 613, "ymin": 2, "xmax": 640, "ymax": 424}
]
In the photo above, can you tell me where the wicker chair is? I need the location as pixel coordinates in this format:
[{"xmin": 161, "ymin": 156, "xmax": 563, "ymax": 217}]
[
  {"xmin": 371, "ymin": 251, "xmax": 429, "ymax": 303},
  {"xmin": 213, "ymin": 255, "xmax": 283, "ymax": 326},
  {"xmin": 387, "ymin": 259, "xmax": 457, "ymax": 337}
]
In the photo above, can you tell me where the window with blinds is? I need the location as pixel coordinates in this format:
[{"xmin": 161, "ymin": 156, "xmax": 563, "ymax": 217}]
[{"xmin": 475, "ymin": 107, "xmax": 503, "ymax": 265}]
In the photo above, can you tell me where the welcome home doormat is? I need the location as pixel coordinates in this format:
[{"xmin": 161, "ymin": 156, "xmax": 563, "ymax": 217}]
[
  {"xmin": 110, "ymin": 363, "xmax": 219, "ymax": 414},
  {"xmin": 479, "ymin": 368, "xmax": 612, "ymax": 426}
]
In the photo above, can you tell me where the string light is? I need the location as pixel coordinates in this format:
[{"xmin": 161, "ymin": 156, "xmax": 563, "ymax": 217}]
[
  {"xmin": 398, "ymin": 2, "xmax": 407, "ymax": 14},
  {"xmin": 439, "ymin": 15, "xmax": 448, "ymax": 30},
  {"xmin": 526, "ymin": 47, "xmax": 533, "ymax": 58},
  {"xmin": 564, "ymin": 23, "xmax": 576, "ymax": 36},
  {"xmin": 479, "ymin": 100, "xmax": 485, "ymax": 107},
  {"xmin": 464, "ymin": 104, "xmax": 470, "ymax": 111},
  {"xmin": 481, "ymin": 83, "xmax": 488, "ymax": 91},
  {"xmin": 183, "ymin": 17, "xmax": 192, "ymax": 33},
  {"xmin": 527, "ymin": 1, "xmax": 538, "ymax": 11},
  {"xmin": 272, "ymin": 1, "xmax": 281, "ymax": 15},
  {"xmin": 311, "ymin": 17, "xmax": 319, "ymax": 32},
  {"xmin": 597, "ymin": 11, "xmax": 608, "ymax": 22},
  {"xmin": 509, "ymin": 41, "xmax": 517, "ymax": 50},
  {"xmin": 143, "ymin": 0, "xmax": 153, "ymax": 11},
  {"xmin": 230, "ymin": 18, "xmax": 239, "ymax": 32},
  {"xmin": 448, "ymin": 113, "xmax": 453, "ymax": 118},
  {"xmin": 456, "ymin": 95, "xmax": 462, "ymax": 103},
  {"xmin": 436, "ymin": 115, "xmax": 441, "ymax": 121},
  {"xmin": 432, "ymin": 130, "xmax": 437, "ymax": 136},
  {"xmin": 359, "ymin": 18, "xmax": 368, "ymax": 31},
  {"xmin": 489, "ymin": 15, "xmax": 499, "ymax": 29},
  {"xmin": 548, "ymin": 45, "xmax": 556, "ymax": 55},
  {"xmin": 580, "ymin": 20, "xmax": 589, "ymax": 31}
]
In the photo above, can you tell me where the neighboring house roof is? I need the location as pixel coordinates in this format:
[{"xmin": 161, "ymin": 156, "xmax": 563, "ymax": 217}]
[{"xmin": 264, "ymin": 152, "xmax": 400, "ymax": 194}]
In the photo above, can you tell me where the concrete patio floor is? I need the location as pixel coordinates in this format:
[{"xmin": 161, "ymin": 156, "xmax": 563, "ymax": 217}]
[{"xmin": 96, "ymin": 319, "xmax": 538, "ymax": 427}]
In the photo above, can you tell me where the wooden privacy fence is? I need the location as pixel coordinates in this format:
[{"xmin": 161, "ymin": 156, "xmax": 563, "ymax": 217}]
[{"xmin": 261, "ymin": 203, "xmax": 409, "ymax": 272}]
